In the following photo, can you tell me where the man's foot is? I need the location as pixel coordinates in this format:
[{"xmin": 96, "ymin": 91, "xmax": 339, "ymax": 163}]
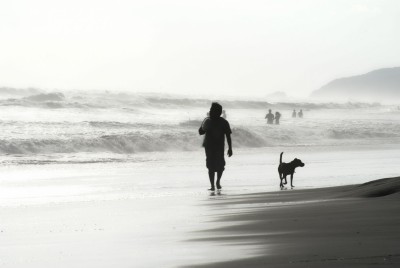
[
  {"xmin": 208, "ymin": 187, "xmax": 215, "ymax": 191},
  {"xmin": 216, "ymin": 184, "xmax": 222, "ymax": 190}
]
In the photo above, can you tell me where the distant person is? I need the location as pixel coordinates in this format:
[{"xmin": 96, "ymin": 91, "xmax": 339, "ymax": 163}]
[
  {"xmin": 222, "ymin": 109, "xmax": 227, "ymax": 119},
  {"xmin": 275, "ymin": 111, "xmax": 281, "ymax": 124},
  {"xmin": 298, "ymin": 109, "xmax": 303, "ymax": 118},
  {"xmin": 265, "ymin": 109, "xmax": 275, "ymax": 124},
  {"xmin": 292, "ymin": 109, "xmax": 297, "ymax": 118},
  {"xmin": 199, "ymin": 103, "xmax": 233, "ymax": 191}
]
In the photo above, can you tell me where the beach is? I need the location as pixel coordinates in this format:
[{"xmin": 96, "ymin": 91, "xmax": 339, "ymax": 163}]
[
  {"xmin": 1, "ymin": 145, "xmax": 400, "ymax": 267},
  {"xmin": 3, "ymin": 1, "xmax": 400, "ymax": 266},
  {"xmin": 1, "ymin": 92, "xmax": 400, "ymax": 267},
  {"xmin": 185, "ymin": 177, "xmax": 400, "ymax": 267}
]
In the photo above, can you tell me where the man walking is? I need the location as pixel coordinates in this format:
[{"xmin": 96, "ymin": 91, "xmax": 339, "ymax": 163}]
[{"xmin": 199, "ymin": 103, "xmax": 233, "ymax": 191}]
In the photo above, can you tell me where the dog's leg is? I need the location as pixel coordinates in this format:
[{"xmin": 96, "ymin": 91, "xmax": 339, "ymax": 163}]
[
  {"xmin": 283, "ymin": 175, "xmax": 287, "ymax": 185},
  {"xmin": 279, "ymin": 172, "xmax": 283, "ymax": 188},
  {"xmin": 290, "ymin": 174, "xmax": 294, "ymax": 188}
]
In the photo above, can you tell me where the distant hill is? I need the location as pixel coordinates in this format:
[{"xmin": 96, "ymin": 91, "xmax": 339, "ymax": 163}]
[{"xmin": 311, "ymin": 67, "xmax": 400, "ymax": 102}]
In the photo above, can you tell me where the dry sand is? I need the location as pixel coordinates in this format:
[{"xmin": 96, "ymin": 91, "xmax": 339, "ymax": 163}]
[{"xmin": 185, "ymin": 177, "xmax": 400, "ymax": 268}]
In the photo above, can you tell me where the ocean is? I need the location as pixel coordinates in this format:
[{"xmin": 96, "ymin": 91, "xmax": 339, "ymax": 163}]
[
  {"xmin": 1, "ymin": 90, "xmax": 400, "ymax": 164},
  {"xmin": 1, "ymin": 89, "xmax": 400, "ymax": 203},
  {"xmin": 1, "ymin": 89, "xmax": 400, "ymax": 267}
]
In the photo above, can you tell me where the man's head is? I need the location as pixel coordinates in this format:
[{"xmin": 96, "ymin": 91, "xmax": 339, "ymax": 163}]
[
  {"xmin": 210, "ymin": 102, "xmax": 222, "ymax": 119},
  {"xmin": 269, "ymin": 109, "xmax": 272, "ymax": 113}
]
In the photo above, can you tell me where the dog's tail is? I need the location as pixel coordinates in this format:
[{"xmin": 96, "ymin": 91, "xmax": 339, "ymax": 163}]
[{"xmin": 280, "ymin": 152, "xmax": 283, "ymax": 164}]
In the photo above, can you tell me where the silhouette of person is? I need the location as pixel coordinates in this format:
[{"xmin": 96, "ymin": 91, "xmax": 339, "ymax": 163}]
[
  {"xmin": 292, "ymin": 109, "xmax": 296, "ymax": 118},
  {"xmin": 265, "ymin": 109, "xmax": 275, "ymax": 124},
  {"xmin": 199, "ymin": 103, "xmax": 233, "ymax": 191},
  {"xmin": 275, "ymin": 111, "xmax": 281, "ymax": 124},
  {"xmin": 298, "ymin": 109, "xmax": 303, "ymax": 118}
]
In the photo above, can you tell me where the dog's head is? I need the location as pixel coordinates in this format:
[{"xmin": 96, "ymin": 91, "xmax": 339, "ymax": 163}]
[{"xmin": 292, "ymin": 158, "xmax": 305, "ymax": 168}]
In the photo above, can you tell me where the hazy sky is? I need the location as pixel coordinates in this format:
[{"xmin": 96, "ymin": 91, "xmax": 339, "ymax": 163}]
[{"xmin": 1, "ymin": 0, "xmax": 399, "ymax": 97}]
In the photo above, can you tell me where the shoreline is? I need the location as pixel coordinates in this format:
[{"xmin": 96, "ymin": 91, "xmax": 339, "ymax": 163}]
[
  {"xmin": 1, "ymin": 147, "xmax": 400, "ymax": 267},
  {"xmin": 184, "ymin": 177, "xmax": 400, "ymax": 268}
]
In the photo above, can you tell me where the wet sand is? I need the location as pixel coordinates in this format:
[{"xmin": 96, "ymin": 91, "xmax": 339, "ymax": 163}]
[
  {"xmin": 185, "ymin": 177, "xmax": 400, "ymax": 268},
  {"xmin": 1, "ymin": 152, "xmax": 400, "ymax": 267}
]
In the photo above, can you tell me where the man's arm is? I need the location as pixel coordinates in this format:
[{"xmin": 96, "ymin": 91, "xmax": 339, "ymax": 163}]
[{"xmin": 226, "ymin": 133, "xmax": 232, "ymax": 157}]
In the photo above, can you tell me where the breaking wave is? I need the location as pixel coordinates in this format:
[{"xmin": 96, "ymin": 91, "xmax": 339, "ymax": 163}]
[
  {"xmin": 1, "ymin": 121, "xmax": 400, "ymax": 155},
  {"xmin": 327, "ymin": 128, "xmax": 400, "ymax": 139},
  {"xmin": 0, "ymin": 127, "xmax": 270, "ymax": 155},
  {"xmin": 0, "ymin": 89, "xmax": 384, "ymax": 110}
]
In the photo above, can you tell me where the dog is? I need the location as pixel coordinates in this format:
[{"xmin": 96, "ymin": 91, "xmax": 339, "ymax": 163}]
[{"xmin": 278, "ymin": 152, "xmax": 304, "ymax": 188}]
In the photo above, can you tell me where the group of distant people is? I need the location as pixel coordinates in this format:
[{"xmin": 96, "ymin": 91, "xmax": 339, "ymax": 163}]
[
  {"xmin": 265, "ymin": 109, "xmax": 281, "ymax": 124},
  {"xmin": 265, "ymin": 109, "xmax": 304, "ymax": 125},
  {"xmin": 292, "ymin": 109, "xmax": 303, "ymax": 118}
]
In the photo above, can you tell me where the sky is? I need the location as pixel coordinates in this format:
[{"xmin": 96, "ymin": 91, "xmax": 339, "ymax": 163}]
[{"xmin": 0, "ymin": 0, "xmax": 399, "ymax": 98}]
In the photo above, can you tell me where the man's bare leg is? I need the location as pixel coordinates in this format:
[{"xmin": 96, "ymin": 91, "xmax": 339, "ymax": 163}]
[
  {"xmin": 216, "ymin": 170, "xmax": 223, "ymax": 189},
  {"xmin": 208, "ymin": 170, "xmax": 215, "ymax": 190}
]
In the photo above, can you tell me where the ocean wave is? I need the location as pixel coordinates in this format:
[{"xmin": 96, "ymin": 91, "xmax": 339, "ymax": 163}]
[
  {"xmin": 0, "ymin": 87, "xmax": 41, "ymax": 97},
  {"xmin": 231, "ymin": 128, "xmax": 269, "ymax": 147},
  {"xmin": 1, "ymin": 121, "xmax": 399, "ymax": 155},
  {"xmin": 0, "ymin": 88, "xmax": 385, "ymax": 110},
  {"xmin": 141, "ymin": 97, "xmax": 383, "ymax": 109},
  {"xmin": 0, "ymin": 98, "xmax": 102, "ymax": 109},
  {"xmin": 0, "ymin": 133, "xmax": 197, "ymax": 154},
  {"xmin": 327, "ymin": 128, "xmax": 400, "ymax": 139},
  {"xmin": 24, "ymin": 92, "xmax": 65, "ymax": 102},
  {"xmin": 87, "ymin": 121, "xmax": 160, "ymax": 129},
  {"xmin": 0, "ymin": 126, "xmax": 274, "ymax": 155}
]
